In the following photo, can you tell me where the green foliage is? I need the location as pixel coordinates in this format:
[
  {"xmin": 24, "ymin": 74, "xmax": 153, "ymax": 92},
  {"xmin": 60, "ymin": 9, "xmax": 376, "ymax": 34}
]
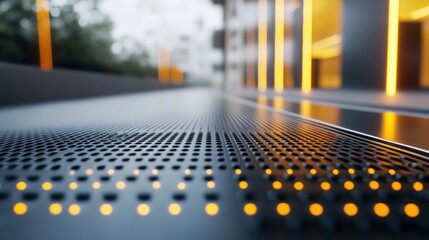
[{"xmin": 0, "ymin": 0, "xmax": 156, "ymax": 78}]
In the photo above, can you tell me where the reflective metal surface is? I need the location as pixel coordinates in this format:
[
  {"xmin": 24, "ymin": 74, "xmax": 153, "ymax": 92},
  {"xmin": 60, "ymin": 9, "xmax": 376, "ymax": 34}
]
[
  {"xmin": 0, "ymin": 88, "xmax": 428, "ymax": 239},
  {"xmin": 238, "ymin": 92, "xmax": 429, "ymax": 151}
]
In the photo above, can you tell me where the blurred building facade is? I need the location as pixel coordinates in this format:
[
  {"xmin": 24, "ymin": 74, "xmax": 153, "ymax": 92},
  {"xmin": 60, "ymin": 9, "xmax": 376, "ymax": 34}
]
[{"xmin": 217, "ymin": 0, "xmax": 429, "ymax": 94}]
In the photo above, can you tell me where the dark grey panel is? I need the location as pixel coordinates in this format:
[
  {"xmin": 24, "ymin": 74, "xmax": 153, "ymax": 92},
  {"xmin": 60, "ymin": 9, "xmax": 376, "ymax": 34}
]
[
  {"xmin": 341, "ymin": 0, "xmax": 389, "ymax": 89},
  {"xmin": 0, "ymin": 63, "xmax": 180, "ymax": 108}
]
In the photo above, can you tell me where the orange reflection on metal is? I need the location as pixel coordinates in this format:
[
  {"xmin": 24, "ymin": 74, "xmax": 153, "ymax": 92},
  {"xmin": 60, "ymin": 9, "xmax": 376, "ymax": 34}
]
[
  {"xmin": 158, "ymin": 48, "xmax": 170, "ymax": 84},
  {"xmin": 258, "ymin": 0, "xmax": 268, "ymax": 92},
  {"xmin": 381, "ymin": 111, "xmax": 397, "ymax": 141},
  {"xmin": 300, "ymin": 100, "xmax": 311, "ymax": 118},
  {"xmin": 273, "ymin": 96, "xmax": 284, "ymax": 110},
  {"xmin": 36, "ymin": 0, "xmax": 53, "ymax": 71}
]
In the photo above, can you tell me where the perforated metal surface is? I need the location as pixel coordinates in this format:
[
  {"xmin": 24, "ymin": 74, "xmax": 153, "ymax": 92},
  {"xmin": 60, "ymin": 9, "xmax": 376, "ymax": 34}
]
[{"xmin": 0, "ymin": 89, "xmax": 428, "ymax": 239}]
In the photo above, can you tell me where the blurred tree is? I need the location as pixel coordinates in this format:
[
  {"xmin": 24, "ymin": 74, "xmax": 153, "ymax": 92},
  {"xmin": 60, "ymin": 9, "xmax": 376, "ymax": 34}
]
[{"xmin": 0, "ymin": 0, "xmax": 156, "ymax": 78}]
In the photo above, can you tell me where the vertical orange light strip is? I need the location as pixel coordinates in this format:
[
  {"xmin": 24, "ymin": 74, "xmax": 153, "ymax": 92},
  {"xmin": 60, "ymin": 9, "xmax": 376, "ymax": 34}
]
[
  {"xmin": 36, "ymin": 0, "xmax": 53, "ymax": 71},
  {"xmin": 386, "ymin": 0, "xmax": 399, "ymax": 96},
  {"xmin": 171, "ymin": 66, "xmax": 183, "ymax": 85},
  {"xmin": 301, "ymin": 0, "xmax": 313, "ymax": 94},
  {"xmin": 274, "ymin": 0, "xmax": 285, "ymax": 93},
  {"xmin": 158, "ymin": 48, "xmax": 170, "ymax": 84},
  {"xmin": 258, "ymin": 0, "xmax": 268, "ymax": 92},
  {"xmin": 246, "ymin": 28, "xmax": 256, "ymax": 89}
]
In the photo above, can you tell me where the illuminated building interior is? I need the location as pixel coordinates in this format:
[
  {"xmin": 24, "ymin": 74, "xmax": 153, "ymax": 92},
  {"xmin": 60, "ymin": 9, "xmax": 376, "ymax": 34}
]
[{"xmin": 0, "ymin": 0, "xmax": 429, "ymax": 239}]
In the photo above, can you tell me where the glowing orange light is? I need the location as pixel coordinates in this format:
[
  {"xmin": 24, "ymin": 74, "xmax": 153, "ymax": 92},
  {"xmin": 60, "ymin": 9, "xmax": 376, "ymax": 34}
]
[
  {"xmin": 274, "ymin": 0, "xmax": 285, "ymax": 93},
  {"xmin": 246, "ymin": 28, "xmax": 256, "ymax": 88},
  {"xmin": 404, "ymin": 203, "xmax": 419, "ymax": 218},
  {"xmin": 244, "ymin": 203, "xmax": 257, "ymax": 216},
  {"xmin": 258, "ymin": 0, "xmax": 268, "ymax": 92},
  {"xmin": 276, "ymin": 203, "xmax": 291, "ymax": 216},
  {"xmin": 302, "ymin": 0, "xmax": 313, "ymax": 93},
  {"xmin": 343, "ymin": 203, "xmax": 358, "ymax": 217},
  {"xmin": 374, "ymin": 203, "xmax": 389, "ymax": 217},
  {"xmin": 386, "ymin": 0, "xmax": 399, "ymax": 96},
  {"xmin": 158, "ymin": 48, "xmax": 171, "ymax": 84},
  {"xmin": 36, "ymin": 0, "xmax": 53, "ymax": 71},
  {"xmin": 171, "ymin": 66, "xmax": 184, "ymax": 85},
  {"xmin": 309, "ymin": 203, "xmax": 323, "ymax": 216}
]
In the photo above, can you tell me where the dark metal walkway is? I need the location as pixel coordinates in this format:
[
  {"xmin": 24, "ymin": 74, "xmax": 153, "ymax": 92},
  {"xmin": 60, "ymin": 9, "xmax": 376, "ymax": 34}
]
[{"xmin": 0, "ymin": 88, "xmax": 428, "ymax": 239}]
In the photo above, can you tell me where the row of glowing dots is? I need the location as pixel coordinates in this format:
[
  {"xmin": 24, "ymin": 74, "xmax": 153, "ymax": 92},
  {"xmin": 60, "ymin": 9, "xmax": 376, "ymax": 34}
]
[
  {"xmin": 253, "ymin": 168, "xmax": 408, "ymax": 177},
  {"xmin": 11, "ymin": 202, "xmax": 219, "ymax": 216},
  {"xmin": 69, "ymin": 168, "xmax": 215, "ymax": 176},
  {"xmin": 14, "ymin": 169, "xmax": 216, "ymax": 191},
  {"xmin": 235, "ymin": 169, "xmax": 425, "ymax": 192},
  {"xmin": 243, "ymin": 202, "xmax": 420, "ymax": 218},
  {"xmin": 11, "ymin": 202, "xmax": 420, "ymax": 218}
]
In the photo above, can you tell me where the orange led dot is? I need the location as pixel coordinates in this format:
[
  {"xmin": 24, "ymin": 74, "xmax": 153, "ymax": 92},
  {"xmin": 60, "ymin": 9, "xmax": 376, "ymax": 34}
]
[
  {"xmin": 343, "ymin": 203, "xmax": 358, "ymax": 217},
  {"xmin": 151, "ymin": 169, "xmax": 158, "ymax": 175},
  {"xmin": 294, "ymin": 182, "xmax": 304, "ymax": 191},
  {"xmin": 348, "ymin": 168, "xmax": 355, "ymax": 175},
  {"xmin": 404, "ymin": 203, "xmax": 419, "ymax": 218},
  {"xmin": 107, "ymin": 169, "xmax": 115, "ymax": 175},
  {"xmin": 152, "ymin": 181, "xmax": 161, "ymax": 189},
  {"xmin": 310, "ymin": 169, "xmax": 317, "ymax": 175},
  {"xmin": 100, "ymin": 204, "xmax": 113, "ymax": 216},
  {"xmin": 272, "ymin": 181, "xmax": 282, "ymax": 190},
  {"xmin": 265, "ymin": 169, "xmax": 272, "ymax": 175},
  {"xmin": 184, "ymin": 169, "xmax": 191, "ymax": 175},
  {"xmin": 92, "ymin": 181, "xmax": 101, "ymax": 190},
  {"xmin": 286, "ymin": 169, "xmax": 294, "ymax": 175},
  {"xmin": 206, "ymin": 169, "xmax": 213, "ymax": 175},
  {"xmin": 41, "ymin": 182, "xmax": 52, "ymax": 191},
  {"xmin": 205, "ymin": 203, "xmax": 219, "ymax": 216},
  {"xmin": 235, "ymin": 169, "xmax": 242, "ymax": 175},
  {"xmin": 133, "ymin": 169, "xmax": 140, "ymax": 175},
  {"xmin": 391, "ymin": 181, "xmax": 401, "ymax": 191},
  {"xmin": 244, "ymin": 203, "xmax": 257, "ymax": 216},
  {"xmin": 68, "ymin": 204, "xmax": 81, "ymax": 216},
  {"xmin": 413, "ymin": 182, "xmax": 423, "ymax": 192},
  {"xmin": 49, "ymin": 203, "xmax": 62, "ymax": 215},
  {"xmin": 207, "ymin": 181, "xmax": 216, "ymax": 189},
  {"xmin": 69, "ymin": 182, "xmax": 78, "ymax": 190},
  {"xmin": 332, "ymin": 169, "xmax": 339, "ymax": 175},
  {"xmin": 177, "ymin": 182, "xmax": 186, "ymax": 190},
  {"xmin": 309, "ymin": 203, "xmax": 323, "ymax": 216},
  {"xmin": 374, "ymin": 203, "xmax": 389, "ymax": 217},
  {"xmin": 168, "ymin": 203, "xmax": 181, "ymax": 215},
  {"xmin": 276, "ymin": 203, "xmax": 291, "ymax": 216},
  {"xmin": 116, "ymin": 181, "xmax": 126, "ymax": 190},
  {"xmin": 85, "ymin": 169, "xmax": 93, "ymax": 176},
  {"xmin": 320, "ymin": 182, "xmax": 331, "ymax": 191},
  {"xmin": 239, "ymin": 181, "xmax": 248, "ymax": 190},
  {"xmin": 13, "ymin": 202, "xmax": 27, "ymax": 215},
  {"xmin": 137, "ymin": 204, "xmax": 150, "ymax": 216},
  {"xmin": 16, "ymin": 181, "xmax": 27, "ymax": 191},
  {"xmin": 344, "ymin": 181, "xmax": 355, "ymax": 191},
  {"xmin": 367, "ymin": 168, "xmax": 375, "ymax": 175},
  {"xmin": 369, "ymin": 181, "xmax": 379, "ymax": 190},
  {"xmin": 388, "ymin": 169, "xmax": 396, "ymax": 175}
]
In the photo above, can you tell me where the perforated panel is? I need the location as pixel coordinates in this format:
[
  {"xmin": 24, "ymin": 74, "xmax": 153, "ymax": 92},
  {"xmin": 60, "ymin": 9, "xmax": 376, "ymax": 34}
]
[{"xmin": 0, "ymin": 91, "xmax": 428, "ymax": 239}]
